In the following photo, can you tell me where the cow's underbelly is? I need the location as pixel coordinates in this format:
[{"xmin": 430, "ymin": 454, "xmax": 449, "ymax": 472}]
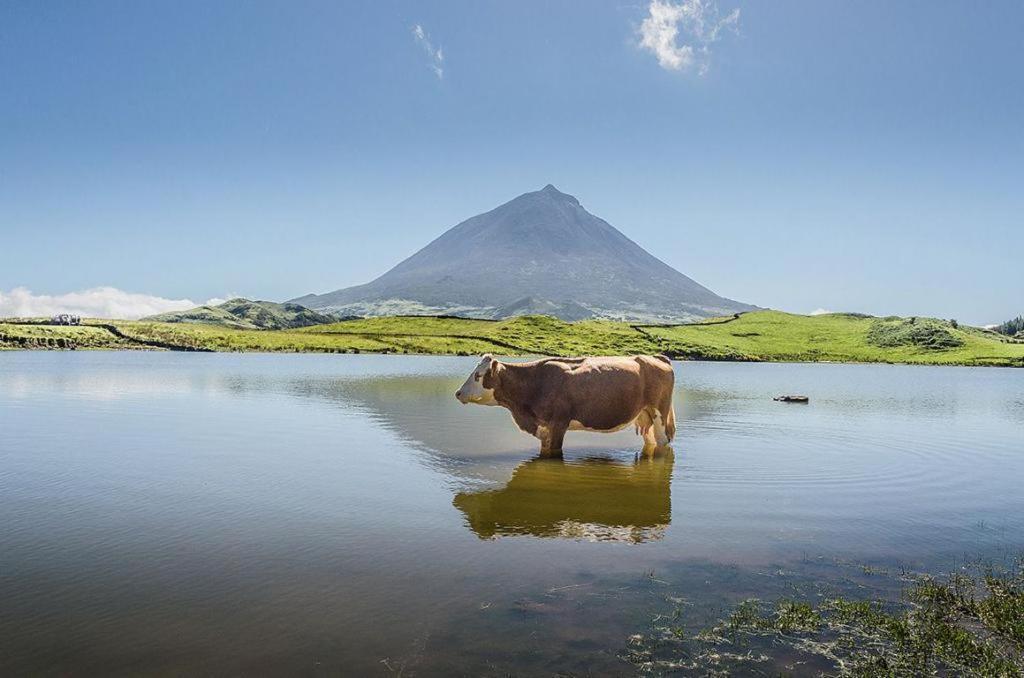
[{"xmin": 568, "ymin": 417, "xmax": 634, "ymax": 433}]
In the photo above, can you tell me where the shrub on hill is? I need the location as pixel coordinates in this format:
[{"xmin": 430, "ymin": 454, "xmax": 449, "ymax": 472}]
[
  {"xmin": 995, "ymin": 315, "xmax": 1024, "ymax": 337},
  {"xmin": 867, "ymin": 317, "xmax": 965, "ymax": 350}
]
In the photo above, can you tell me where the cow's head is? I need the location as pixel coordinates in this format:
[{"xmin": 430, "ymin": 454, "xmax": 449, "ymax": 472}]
[{"xmin": 456, "ymin": 354, "xmax": 501, "ymax": 405}]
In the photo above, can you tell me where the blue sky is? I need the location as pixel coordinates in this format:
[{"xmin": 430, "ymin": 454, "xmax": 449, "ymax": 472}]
[{"xmin": 1, "ymin": 1, "xmax": 1021, "ymax": 323}]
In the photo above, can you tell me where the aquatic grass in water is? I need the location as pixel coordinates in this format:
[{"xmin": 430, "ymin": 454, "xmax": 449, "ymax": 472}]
[{"xmin": 627, "ymin": 560, "xmax": 1024, "ymax": 676}]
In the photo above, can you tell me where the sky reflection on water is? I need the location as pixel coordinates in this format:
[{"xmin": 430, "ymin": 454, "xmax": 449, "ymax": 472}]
[{"xmin": 1, "ymin": 352, "xmax": 1021, "ymax": 675}]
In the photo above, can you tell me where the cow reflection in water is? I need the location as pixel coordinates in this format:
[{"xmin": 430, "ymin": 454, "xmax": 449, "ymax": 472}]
[{"xmin": 453, "ymin": 450, "xmax": 674, "ymax": 544}]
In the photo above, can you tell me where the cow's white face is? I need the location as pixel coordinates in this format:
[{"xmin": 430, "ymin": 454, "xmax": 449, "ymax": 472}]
[{"xmin": 455, "ymin": 355, "xmax": 499, "ymax": 405}]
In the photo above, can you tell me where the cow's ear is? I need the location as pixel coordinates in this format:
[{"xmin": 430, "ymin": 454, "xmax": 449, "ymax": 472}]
[{"xmin": 483, "ymin": 358, "xmax": 500, "ymax": 387}]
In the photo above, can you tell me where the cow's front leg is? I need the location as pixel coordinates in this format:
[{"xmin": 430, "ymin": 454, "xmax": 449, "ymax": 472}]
[{"xmin": 537, "ymin": 422, "xmax": 567, "ymax": 457}]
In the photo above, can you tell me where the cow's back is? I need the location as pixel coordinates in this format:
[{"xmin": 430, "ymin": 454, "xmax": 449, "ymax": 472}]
[{"xmin": 540, "ymin": 356, "xmax": 650, "ymax": 431}]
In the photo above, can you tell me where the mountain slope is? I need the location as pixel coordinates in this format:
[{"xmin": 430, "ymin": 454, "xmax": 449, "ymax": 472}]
[
  {"xmin": 143, "ymin": 298, "xmax": 335, "ymax": 330},
  {"xmin": 293, "ymin": 185, "xmax": 757, "ymax": 322}
]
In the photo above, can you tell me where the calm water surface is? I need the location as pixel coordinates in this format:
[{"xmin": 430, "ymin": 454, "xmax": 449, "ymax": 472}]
[{"xmin": 1, "ymin": 353, "xmax": 1021, "ymax": 675}]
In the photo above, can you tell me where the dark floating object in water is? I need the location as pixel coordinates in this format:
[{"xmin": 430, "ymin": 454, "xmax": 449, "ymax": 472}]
[{"xmin": 774, "ymin": 395, "xmax": 809, "ymax": 403}]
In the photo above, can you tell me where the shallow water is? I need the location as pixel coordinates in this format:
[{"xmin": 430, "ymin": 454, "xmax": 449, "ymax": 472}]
[{"xmin": 1, "ymin": 353, "xmax": 1021, "ymax": 675}]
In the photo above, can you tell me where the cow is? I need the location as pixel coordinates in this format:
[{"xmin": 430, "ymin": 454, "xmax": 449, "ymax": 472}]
[{"xmin": 455, "ymin": 354, "xmax": 676, "ymax": 455}]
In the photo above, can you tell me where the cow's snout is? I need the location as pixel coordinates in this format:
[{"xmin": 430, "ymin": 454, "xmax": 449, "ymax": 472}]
[{"xmin": 455, "ymin": 390, "xmax": 463, "ymax": 401}]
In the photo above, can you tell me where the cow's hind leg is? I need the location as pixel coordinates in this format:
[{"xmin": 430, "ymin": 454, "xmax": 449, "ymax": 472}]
[
  {"xmin": 639, "ymin": 406, "xmax": 670, "ymax": 448},
  {"xmin": 635, "ymin": 408, "xmax": 667, "ymax": 448}
]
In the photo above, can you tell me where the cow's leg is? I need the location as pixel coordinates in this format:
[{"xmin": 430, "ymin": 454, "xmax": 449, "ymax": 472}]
[
  {"xmin": 652, "ymin": 410, "xmax": 670, "ymax": 446},
  {"xmin": 538, "ymin": 422, "xmax": 567, "ymax": 457},
  {"xmin": 640, "ymin": 407, "xmax": 670, "ymax": 448}
]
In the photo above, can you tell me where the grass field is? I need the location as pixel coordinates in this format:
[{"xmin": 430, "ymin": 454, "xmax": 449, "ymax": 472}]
[
  {"xmin": 2, "ymin": 311, "xmax": 1022, "ymax": 367},
  {"xmin": 0, "ymin": 322, "xmax": 136, "ymax": 350},
  {"xmin": 638, "ymin": 311, "xmax": 1024, "ymax": 367}
]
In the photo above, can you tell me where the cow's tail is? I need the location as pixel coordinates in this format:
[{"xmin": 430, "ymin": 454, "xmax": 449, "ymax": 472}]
[
  {"xmin": 665, "ymin": 403, "xmax": 676, "ymax": 441},
  {"xmin": 659, "ymin": 354, "xmax": 676, "ymax": 441}
]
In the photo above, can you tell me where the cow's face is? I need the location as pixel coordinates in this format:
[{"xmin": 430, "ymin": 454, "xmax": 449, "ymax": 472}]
[{"xmin": 456, "ymin": 354, "xmax": 499, "ymax": 405}]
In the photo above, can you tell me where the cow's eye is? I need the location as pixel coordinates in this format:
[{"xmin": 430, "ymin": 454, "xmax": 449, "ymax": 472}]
[{"xmin": 474, "ymin": 374, "xmax": 481, "ymax": 382}]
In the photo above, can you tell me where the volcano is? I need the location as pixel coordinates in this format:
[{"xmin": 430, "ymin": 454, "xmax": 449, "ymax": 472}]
[{"xmin": 292, "ymin": 185, "xmax": 756, "ymax": 322}]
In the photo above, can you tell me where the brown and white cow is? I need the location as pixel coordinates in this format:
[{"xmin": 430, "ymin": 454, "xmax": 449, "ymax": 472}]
[{"xmin": 455, "ymin": 354, "xmax": 676, "ymax": 455}]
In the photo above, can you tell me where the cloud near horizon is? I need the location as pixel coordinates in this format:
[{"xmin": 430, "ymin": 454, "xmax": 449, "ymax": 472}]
[
  {"xmin": 638, "ymin": 0, "xmax": 739, "ymax": 74},
  {"xmin": 412, "ymin": 24, "xmax": 444, "ymax": 79},
  {"xmin": 0, "ymin": 287, "xmax": 225, "ymax": 320}
]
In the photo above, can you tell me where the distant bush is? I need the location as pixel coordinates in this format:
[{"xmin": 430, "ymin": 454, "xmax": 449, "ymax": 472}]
[
  {"xmin": 867, "ymin": 318, "xmax": 965, "ymax": 350},
  {"xmin": 995, "ymin": 315, "xmax": 1024, "ymax": 337}
]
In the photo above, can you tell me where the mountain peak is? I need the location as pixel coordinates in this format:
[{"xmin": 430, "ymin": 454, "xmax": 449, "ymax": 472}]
[{"xmin": 536, "ymin": 183, "xmax": 579, "ymax": 205}]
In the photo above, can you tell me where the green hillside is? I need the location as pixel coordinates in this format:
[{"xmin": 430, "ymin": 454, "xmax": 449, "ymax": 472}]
[
  {"xmin": 2, "ymin": 311, "xmax": 1022, "ymax": 367},
  {"xmin": 0, "ymin": 322, "xmax": 136, "ymax": 350},
  {"xmin": 636, "ymin": 311, "xmax": 1024, "ymax": 366},
  {"xmin": 298, "ymin": 315, "xmax": 658, "ymax": 355},
  {"xmin": 142, "ymin": 298, "xmax": 336, "ymax": 330}
]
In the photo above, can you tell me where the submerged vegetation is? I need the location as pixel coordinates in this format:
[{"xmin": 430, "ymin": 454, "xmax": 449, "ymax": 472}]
[
  {"xmin": 1, "ymin": 310, "xmax": 1023, "ymax": 367},
  {"xmin": 709, "ymin": 563, "xmax": 1024, "ymax": 676},
  {"xmin": 614, "ymin": 561, "xmax": 1024, "ymax": 675}
]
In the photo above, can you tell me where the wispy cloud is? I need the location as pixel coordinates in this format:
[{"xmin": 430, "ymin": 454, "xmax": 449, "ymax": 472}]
[
  {"xmin": 412, "ymin": 24, "xmax": 444, "ymax": 79},
  {"xmin": 638, "ymin": 0, "xmax": 739, "ymax": 74},
  {"xmin": 0, "ymin": 286, "xmax": 223, "ymax": 320}
]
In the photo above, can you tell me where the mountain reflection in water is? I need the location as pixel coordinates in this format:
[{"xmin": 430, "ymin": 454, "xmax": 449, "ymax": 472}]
[
  {"xmin": 454, "ymin": 451, "xmax": 673, "ymax": 543},
  {"xmin": 6, "ymin": 355, "xmax": 1024, "ymax": 677}
]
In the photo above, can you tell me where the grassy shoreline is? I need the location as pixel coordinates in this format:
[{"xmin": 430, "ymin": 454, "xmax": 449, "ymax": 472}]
[{"xmin": 2, "ymin": 311, "xmax": 1022, "ymax": 367}]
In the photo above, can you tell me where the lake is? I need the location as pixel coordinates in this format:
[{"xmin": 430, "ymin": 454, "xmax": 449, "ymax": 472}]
[{"xmin": 1, "ymin": 352, "xmax": 1022, "ymax": 675}]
